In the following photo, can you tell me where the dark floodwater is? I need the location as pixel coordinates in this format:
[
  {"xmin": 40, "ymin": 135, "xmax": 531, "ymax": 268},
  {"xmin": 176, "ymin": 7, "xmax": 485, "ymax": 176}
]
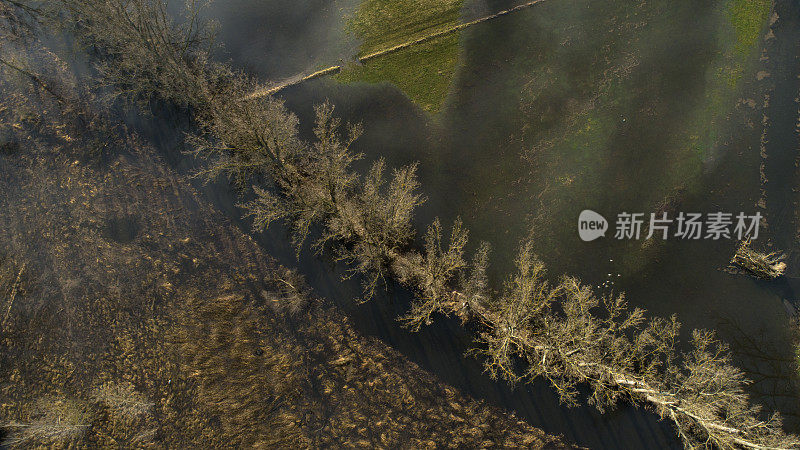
[{"xmin": 156, "ymin": 0, "xmax": 800, "ymax": 447}]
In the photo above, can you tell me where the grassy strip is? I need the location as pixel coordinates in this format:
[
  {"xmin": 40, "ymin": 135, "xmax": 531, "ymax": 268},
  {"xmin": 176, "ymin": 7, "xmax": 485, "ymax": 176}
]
[
  {"xmin": 349, "ymin": 0, "xmax": 463, "ymax": 55},
  {"xmin": 336, "ymin": 0, "xmax": 464, "ymax": 113},
  {"xmin": 336, "ymin": 33, "xmax": 460, "ymax": 113}
]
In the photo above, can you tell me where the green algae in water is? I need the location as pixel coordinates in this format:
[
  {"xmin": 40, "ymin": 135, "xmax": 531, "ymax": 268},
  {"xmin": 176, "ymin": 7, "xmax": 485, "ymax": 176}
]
[
  {"xmin": 729, "ymin": 0, "xmax": 773, "ymax": 55},
  {"xmin": 521, "ymin": 0, "xmax": 772, "ymax": 220}
]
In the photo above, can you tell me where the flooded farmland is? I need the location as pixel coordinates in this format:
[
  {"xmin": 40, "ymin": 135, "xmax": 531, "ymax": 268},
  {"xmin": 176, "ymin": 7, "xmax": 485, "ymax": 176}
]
[{"xmin": 2, "ymin": 0, "xmax": 799, "ymax": 448}]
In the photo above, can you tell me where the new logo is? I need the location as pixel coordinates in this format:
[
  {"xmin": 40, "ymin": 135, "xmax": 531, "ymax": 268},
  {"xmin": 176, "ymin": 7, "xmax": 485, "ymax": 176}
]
[{"xmin": 578, "ymin": 210, "xmax": 608, "ymax": 242}]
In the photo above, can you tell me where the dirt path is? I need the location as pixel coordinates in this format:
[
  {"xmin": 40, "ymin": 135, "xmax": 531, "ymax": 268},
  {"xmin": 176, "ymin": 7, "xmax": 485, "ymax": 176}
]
[{"xmin": 246, "ymin": 0, "xmax": 549, "ymax": 99}]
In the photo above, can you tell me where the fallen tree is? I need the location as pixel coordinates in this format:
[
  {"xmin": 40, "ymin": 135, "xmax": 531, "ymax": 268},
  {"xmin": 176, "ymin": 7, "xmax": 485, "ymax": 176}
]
[{"xmin": 729, "ymin": 239, "xmax": 786, "ymax": 280}]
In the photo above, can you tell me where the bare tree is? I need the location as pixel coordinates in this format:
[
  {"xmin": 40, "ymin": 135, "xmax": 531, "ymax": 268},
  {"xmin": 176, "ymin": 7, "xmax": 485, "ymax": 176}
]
[
  {"xmin": 11, "ymin": 1, "xmax": 799, "ymax": 447},
  {"xmin": 449, "ymin": 243, "xmax": 796, "ymax": 449},
  {"xmin": 398, "ymin": 217, "xmax": 468, "ymax": 329}
]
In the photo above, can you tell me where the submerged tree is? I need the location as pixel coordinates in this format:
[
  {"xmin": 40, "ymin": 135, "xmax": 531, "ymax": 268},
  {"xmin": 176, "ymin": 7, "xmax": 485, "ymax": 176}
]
[
  {"xmin": 729, "ymin": 239, "xmax": 786, "ymax": 280},
  {"xmin": 8, "ymin": 1, "xmax": 799, "ymax": 447}
]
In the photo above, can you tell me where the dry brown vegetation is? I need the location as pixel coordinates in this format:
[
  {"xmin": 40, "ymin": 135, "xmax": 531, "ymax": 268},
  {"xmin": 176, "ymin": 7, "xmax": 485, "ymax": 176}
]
[
  {"xmin": 0, "ymin": 144, "xmax": 561, "ymax": 448},
  {"xmin": 4, "ymin": 0, "xmax": 800, "ymax": 448},
  {"xmin": 0, "ymin": 14, "xmax": 567, "ymax": 447},
  {"xmin": 729, "ymin": 239, "xmax": 787, "ymax": 279}
]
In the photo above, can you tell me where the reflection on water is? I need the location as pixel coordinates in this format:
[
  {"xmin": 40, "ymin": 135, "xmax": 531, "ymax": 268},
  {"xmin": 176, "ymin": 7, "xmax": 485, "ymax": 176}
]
[
  {"xmin": 198, "ymin": 0, "xmax": 361, "ymax": 81},
  {"xmin": 156, "ymin": 0, "xmax": 800, "ymax": 447}
]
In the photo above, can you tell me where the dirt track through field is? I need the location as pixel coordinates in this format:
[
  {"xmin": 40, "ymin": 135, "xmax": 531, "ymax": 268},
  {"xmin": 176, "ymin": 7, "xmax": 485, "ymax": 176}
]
[{"xmin": 245, "ymin": 0, "xmax": 549, "ymax": 99}]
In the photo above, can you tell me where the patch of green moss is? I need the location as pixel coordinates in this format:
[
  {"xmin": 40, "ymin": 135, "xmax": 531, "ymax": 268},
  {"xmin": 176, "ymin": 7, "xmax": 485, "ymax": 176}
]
[
  {"xmin": 652, "ymin": 0, "xmax": 769, "ymax": 190},
  {"xmin": 678, "ymin": 0, "xmax": 771, "ymax": 162},
  {"xmin": 728, "ymin": 0, "xmax": 772, "ymax": 56},
  {"xmin": 336, "ymin": 0, "xmax": 464, "ymax": 113},
  {"xmin": 707, "ymin": 0, "xmax": 770, "ymax": 90}
]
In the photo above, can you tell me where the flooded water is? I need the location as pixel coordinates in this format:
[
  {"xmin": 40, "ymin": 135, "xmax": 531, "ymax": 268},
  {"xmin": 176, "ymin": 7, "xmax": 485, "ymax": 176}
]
[
  {"xmin": 763, "ymin": 0, "xmax": 800, "ymax": 255},
  {"xmin": 154, "ymin": 0, "xmax": 800, "ymax": 447},
  {"xmin": 200, "ymin": 0, "xmax": 361, "ymax": 81}
]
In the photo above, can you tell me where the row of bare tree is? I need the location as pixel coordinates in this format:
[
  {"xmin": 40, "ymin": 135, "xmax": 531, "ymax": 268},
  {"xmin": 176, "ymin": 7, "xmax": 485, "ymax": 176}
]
[{"xmin": 7, "ymin": 1, "xmax": 799, "ymax": 447}]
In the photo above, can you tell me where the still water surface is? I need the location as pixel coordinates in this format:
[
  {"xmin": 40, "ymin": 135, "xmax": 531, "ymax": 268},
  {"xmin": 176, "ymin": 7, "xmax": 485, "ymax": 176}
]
[{"xmin": 160, "ymin": 0, "xmax": 800, "ymax": 447}]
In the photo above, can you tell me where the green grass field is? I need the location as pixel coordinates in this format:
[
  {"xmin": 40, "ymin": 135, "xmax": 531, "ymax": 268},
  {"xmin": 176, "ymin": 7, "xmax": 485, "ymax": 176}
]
[{"xmin": 335, "ymin": 0, "xmax": 464, "ymax": 113}]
